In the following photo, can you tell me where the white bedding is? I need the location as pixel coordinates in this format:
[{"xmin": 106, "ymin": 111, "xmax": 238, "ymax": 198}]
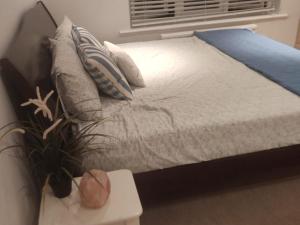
[{"xmin": 83, "ymin": 37, "xmax": 300, "ymax": 173}]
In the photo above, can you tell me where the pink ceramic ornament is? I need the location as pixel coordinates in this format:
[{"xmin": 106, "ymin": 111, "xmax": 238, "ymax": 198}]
[{"xmin": 79, "ymin": 169, "xmax": 111, "ymax": 209}]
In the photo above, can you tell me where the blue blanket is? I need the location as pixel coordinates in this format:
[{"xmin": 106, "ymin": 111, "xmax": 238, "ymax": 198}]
[{"xmin": 195, "ymin": 29, "xmax": 300, "ymax": 96}]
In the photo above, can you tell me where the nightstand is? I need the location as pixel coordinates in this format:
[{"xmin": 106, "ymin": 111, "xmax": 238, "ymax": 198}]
[{"xmin": 38, "ymin": 170, "xmax": 143, "ymax": 225}]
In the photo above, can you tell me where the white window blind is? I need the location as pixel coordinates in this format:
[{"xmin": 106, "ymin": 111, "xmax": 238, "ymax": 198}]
[{"xmin": 129, "ymin": 0, "xmax": 277, "ymax": 28}]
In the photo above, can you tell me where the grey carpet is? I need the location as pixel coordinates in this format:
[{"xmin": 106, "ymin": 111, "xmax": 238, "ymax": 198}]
[{"xmin": 140, "ymin": 175, "xmax": 300, "ymax": 225}]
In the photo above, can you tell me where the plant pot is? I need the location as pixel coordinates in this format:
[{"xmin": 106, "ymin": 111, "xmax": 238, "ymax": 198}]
[{"xmin": 49, "ymin": 173, "xmax": 72, "ymax": 198}]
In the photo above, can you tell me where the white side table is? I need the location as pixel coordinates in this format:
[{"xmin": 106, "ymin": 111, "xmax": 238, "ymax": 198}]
[{"xmin": 39, "ymin": 170, "xmax": 143, "ymax": 225}]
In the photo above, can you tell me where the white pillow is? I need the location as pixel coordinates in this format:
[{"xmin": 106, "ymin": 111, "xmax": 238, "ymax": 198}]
[
  {"xmin": 55, "ymin": 16, "xmax": 73, "ymax": 41},
  {"xmin": 104, "ymin": 41, "xmax": 145, "ymax": 87},
  {"xmin": 51, "ymin": 17, "xmax": 102, "ymax": 121},
  {"xmin": 51, "ymin": 16, "xmax": 73, "ymax": 75}
]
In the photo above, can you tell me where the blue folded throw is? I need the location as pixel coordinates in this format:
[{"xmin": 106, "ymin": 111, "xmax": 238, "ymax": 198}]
[{"xmin": 195, "ymin": 29, "xmax": 300, "ymax": 96}]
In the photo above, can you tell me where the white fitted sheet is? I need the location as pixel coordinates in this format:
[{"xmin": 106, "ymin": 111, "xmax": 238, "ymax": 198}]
[{"xmin": 82, "ymin": 37, "xmax": 300, "ymax": 173}]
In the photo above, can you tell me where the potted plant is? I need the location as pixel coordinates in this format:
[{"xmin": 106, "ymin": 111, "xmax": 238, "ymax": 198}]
[{"xmin": 0, "ymin": 86, "xmax": 107, "ymax": 198}]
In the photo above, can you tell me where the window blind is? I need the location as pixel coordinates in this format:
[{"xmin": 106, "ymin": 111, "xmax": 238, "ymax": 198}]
[{"xmin": 129, "ymin": 0, "xmax": 277, "ymax": 28}]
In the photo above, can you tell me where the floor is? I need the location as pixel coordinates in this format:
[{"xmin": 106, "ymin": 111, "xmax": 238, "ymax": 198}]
[{"xmin": 138, "ymin": 165, "xmax": 300, "ymax": 225}]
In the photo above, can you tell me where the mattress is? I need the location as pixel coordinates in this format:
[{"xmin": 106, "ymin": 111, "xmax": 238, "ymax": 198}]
[{"xmin": 82, "ymin": 36, "xmax": 300, "ymax": 173}]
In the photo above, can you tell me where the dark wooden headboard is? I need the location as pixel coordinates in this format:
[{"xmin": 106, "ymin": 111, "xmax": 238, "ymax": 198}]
[
  {"xmin": 2, "ymin": 1, "xmax": 57, "ymax": 87},
  {"xmin": 0, "ymin": 1, "xmax": 57, "ymax": 119}
]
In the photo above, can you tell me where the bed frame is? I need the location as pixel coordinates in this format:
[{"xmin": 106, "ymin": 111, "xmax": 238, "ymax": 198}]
[
  {"xmin": 1, "ymin": 1, "xmax": 300, "ymax": 205},
  {"xmin": 134, "ymin": 144, "xmax": 300, "ymax": 205}
]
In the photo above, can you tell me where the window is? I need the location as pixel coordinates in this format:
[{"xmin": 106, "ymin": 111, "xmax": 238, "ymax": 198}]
[{"xmin": 129, "ymin": 0, "xmax": 278, "ymax": 28}]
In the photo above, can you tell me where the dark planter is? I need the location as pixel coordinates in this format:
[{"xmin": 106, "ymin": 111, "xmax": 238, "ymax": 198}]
[{"xmin": 49, "ymin": 173, "xmax": 72, "ymax": 198}]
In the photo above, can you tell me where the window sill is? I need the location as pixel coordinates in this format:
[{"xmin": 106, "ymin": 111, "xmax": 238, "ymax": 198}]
[{"xmin": 119, "ymin": 13, "xmax": 288, "ymax": 37}]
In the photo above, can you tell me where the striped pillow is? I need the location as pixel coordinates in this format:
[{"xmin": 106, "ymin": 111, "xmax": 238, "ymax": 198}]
[
  {"xmin": 76, "ymin": 43, "xmax": 133, "ymax": 100},
  {"xmin": 72, "ymin": 25, "xmax": 102, "ymax": 48}
]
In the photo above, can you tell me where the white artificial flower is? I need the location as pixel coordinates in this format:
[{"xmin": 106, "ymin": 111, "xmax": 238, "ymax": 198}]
[
  {"xmin": 43, "ymin": 119, "xmax": 63, "ymax": 140},
  {"xmin": 21, "ymin": 86, "xmax": 54, "ymax": 121}
]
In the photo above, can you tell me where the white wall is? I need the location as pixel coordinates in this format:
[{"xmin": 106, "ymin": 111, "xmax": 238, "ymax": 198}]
[
  {"xmin": 44, "ymin": 0, "xmax": 137, "ymax": 43},
  {"xmin": 0, "ymin": 0, "xmax": 38, "ymax": 224},
  {"xmin": 257, "ymin": 0, "xmax": 300, "ymax": 46},
  {"xmin": 44, "ymin": 0, "xmax": 300, "ymax": 46}
]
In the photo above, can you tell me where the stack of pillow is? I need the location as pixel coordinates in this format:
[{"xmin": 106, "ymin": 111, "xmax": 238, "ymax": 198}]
[{"xmin": 50, "ymin": 17, "xmax": 145, "ymax": 120}]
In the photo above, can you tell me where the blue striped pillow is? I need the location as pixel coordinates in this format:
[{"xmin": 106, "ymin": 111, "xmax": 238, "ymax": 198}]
[
  {"xmin": 76, "ymin": 43, "xmax": 133, "ymax": 100},
  {"xmin": 72, "ymin": 25, "xmax": 102, "ymax": 48}
]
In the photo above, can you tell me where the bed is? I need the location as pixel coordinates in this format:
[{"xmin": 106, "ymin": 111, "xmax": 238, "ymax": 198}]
[
  {"xmin": 83, "ymin": 35, "xmax": 300, "ymax": 173},
  {"xmin": 2, "ymin": 1, "xmax": 300, "ymax": 199}
]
